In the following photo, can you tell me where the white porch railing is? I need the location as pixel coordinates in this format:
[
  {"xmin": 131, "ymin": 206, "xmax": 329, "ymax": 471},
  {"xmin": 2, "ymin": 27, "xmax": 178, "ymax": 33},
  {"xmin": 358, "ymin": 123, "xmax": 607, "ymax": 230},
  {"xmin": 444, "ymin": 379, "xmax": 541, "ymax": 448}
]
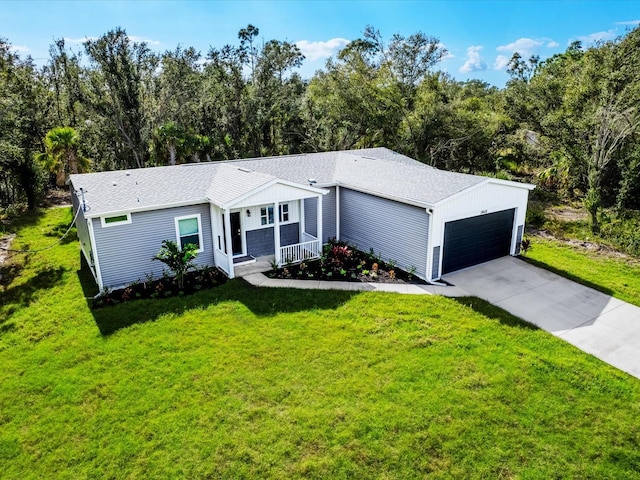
[{"xmin": 280, "ymin": 238, "xmax": 321, "ymax": 265}]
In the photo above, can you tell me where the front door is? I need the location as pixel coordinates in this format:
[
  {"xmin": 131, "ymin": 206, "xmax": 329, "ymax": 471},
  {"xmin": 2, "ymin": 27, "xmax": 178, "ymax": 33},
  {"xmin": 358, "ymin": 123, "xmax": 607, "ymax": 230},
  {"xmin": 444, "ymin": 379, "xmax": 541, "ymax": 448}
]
[{"xmin": 230, "ymin": 212, "xmax": 243, "ymax": 255}]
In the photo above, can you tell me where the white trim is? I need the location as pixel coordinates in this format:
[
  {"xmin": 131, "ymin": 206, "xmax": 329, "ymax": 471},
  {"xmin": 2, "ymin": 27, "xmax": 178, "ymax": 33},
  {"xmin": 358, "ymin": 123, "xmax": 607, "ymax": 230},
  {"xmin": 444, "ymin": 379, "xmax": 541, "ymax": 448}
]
[
  {"xmin": 223, "ymin": 209, "xmax": 235, "ymax": 278},
  {"xmin": 87, "ymin": 218, "xmax": 104, "ymax": 291},
  {"xmin": 174, "ymin": 213, "xmax": 204, "ymax": 253},
  {"xmin": 100, "ymin": 212, "xmax": 131, "ymax": 228},
  {"xmin": 85, "ymin": 199, "xmax": 209, "ymax": 219},
  {"xmin": 274, "ymin": 201, "xmax": 281, "ymax": 265},
  {"xmin": 230, "ymin": 210, "xmax": 246, "ymax": 257},
  {"xmin": 335, "ymin": 185, "xmax": 341, "ymax": 241},
  {"xmin": 299, "ymin": 199, "xmax": 305, "ymax": 239},
  {"xmin": 316, "ymin": 194, "xmax": 323, "ymax": 245},
  {"xmin": 279, "ymin": 203, "xmax": 290, "ymax": 223},
  {"xmin": 425, "ymin": 208, "xmax": 435, "ymax": 281},
  {"xmin": 434, "ymin": 179, "xmax": 535, "ymax": 208},
  {"xmin": 259, "ymin": 205, "xmax": 275, "ymax": 226},
  {"xmin": 220, "ymin": 179, "xmax": 328, "ymax": 209}
]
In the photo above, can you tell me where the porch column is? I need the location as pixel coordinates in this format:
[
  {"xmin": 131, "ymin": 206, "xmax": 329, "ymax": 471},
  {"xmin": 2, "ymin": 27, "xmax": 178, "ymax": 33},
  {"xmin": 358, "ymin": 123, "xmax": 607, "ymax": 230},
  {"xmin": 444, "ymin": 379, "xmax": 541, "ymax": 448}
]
[
  {"xmin": 223, "ymin": 208, "xmax": 234, "ymax": 279},
  {"xmin": 299, "ymin": 198, "xmax": 306, "ymax": 240},
  {"xmin": 316, "ymin": 194, "xmax": 323, "ymax": 245},
  {"xmin": 273, "ymin": 201, "xmax": 281, "ymax": 265},
  {"xmin": 335, "ymin": 185, "xmax": 340, "ymax": 240}
]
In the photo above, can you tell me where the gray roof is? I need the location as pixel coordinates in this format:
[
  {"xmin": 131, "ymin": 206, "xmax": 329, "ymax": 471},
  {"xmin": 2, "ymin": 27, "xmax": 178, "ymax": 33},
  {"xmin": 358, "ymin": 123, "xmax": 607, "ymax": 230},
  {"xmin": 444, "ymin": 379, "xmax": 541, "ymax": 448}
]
[{"xmin": 70, "ymin": 147, "xmax": 530, "ymax": 217}]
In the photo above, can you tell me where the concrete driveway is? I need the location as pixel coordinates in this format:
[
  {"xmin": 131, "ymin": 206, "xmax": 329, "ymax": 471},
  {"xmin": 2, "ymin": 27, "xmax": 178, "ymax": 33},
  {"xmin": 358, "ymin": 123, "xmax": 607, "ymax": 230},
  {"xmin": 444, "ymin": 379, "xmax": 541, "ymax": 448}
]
[{"xmin": 442, "ymin": 256, "xmax": 640, "ymax": 379}]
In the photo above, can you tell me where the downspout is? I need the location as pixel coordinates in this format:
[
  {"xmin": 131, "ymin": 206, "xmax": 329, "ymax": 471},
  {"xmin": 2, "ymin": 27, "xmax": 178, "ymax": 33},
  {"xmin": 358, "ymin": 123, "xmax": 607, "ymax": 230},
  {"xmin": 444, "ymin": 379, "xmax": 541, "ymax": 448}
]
[{"xmin": 87, "ymin": 217, "xmax": 104, "ymax": 291}]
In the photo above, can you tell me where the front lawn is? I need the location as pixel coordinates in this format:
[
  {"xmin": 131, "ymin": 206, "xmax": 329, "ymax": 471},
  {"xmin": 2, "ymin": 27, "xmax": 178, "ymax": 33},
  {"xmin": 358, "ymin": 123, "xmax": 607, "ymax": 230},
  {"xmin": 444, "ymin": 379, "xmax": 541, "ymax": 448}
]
[{"xmin": 1, "ymin": 208, "xmax": 640, "ymax": 478}]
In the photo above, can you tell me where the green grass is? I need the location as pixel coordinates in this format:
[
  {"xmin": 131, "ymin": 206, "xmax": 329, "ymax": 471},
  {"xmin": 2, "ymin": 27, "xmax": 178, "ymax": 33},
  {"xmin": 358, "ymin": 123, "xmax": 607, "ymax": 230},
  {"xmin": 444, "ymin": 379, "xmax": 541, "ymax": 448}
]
[
  {"xmin": 525, "ymin": 237, "xmax": 640, "ymax": 308},
  {"xmin": 2, "ymin": 208, "xmax": 640, "ymax": 478}
]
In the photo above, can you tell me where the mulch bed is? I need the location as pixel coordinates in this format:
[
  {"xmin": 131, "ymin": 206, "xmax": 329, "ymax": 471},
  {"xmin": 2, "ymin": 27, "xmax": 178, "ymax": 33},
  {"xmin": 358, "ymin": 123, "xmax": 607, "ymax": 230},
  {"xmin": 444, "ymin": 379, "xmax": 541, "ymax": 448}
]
[
  {"xmin": 268, "ymin": 240, "xmax": 426, "ymax": 284},
  {"xmin": 93, "ymin": 267, "xmax": 227, "ymax": 308}
]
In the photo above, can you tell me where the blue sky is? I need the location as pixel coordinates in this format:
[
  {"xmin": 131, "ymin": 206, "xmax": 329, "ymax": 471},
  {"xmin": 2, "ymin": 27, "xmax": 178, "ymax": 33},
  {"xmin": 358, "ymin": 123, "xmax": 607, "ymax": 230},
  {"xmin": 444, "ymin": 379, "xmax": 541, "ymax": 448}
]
[{"xmin": 2, "ymin": 0, "xmax": 639, "ymax": 86}]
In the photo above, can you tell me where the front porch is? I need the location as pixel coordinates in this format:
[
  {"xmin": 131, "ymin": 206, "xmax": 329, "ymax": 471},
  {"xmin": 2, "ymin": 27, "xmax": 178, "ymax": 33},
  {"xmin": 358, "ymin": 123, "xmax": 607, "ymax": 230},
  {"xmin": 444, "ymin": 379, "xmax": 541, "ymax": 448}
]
[{"xmin": 206, "ymin": 168, "xmax": 327, "ymax": 279}]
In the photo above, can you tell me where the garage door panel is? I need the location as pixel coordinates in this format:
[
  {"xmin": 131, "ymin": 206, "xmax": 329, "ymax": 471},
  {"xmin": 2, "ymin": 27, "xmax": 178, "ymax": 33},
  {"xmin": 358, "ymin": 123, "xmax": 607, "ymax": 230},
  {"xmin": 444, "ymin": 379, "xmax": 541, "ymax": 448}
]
[{"xmin": 442, "ymin": 209, "xmax": 514, "ymax": 274}]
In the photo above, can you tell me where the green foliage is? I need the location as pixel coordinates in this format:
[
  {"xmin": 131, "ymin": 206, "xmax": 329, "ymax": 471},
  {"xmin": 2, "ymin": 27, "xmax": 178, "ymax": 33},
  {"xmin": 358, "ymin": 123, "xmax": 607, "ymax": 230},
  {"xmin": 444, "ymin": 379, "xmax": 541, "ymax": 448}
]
[
  {"xmin": 37, "ymin": 126, "xmax": 90, "ymax": 186},
  {"xmin": 152, "ymin": 240, "xmax": 199, "ymax": 289},
  {"xmin": 525, "ymin": 204, "xmax": 546, "ymax": 228}
]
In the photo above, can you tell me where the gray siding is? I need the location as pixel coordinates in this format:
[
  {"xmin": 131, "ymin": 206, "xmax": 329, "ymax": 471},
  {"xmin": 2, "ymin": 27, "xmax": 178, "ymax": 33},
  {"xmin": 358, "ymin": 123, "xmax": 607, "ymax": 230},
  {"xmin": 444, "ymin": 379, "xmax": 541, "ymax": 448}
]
[
  {"xmin": 340, "ymin": 188, "xmax": 429, "ymax": 280},
  {"xmin": 93, "ymin": 204, "xmax": 214, "ymax": 288},
  {"xmin": 432, "ymin": 246, "xmax": 441, "ymax": 279},
  {"xmin": 281, "ymin": 223, "xmax": 299, "ymax": 246},
  {"xmin": 246, "ymin": 223, "xmax": 299, "ymax": 256},
  {"xmin": 322, "ymin": 188, "xmax": 337, "ymax": 241},
  {"xmin": 304, "ymin": 188, "xmax": 336, "ymax": 242},
  {"xmin": 246, "ymin": 227, "xmax": 274, "ymax": 257},
  {"xmin": 304, "ymin": 198, "xmax": 317, "ymax": 237},
  {"xmin": 72, "ymin": 193, "xmax": 93, "ymax": 267}
]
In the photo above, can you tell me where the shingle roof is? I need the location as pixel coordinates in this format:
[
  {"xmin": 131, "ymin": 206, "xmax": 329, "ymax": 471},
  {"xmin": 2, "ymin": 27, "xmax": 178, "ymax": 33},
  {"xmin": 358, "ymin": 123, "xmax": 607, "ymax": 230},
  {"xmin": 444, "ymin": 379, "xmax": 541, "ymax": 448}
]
[{"xmin": 70, "ymin": 147, "xmax": 528, "ymax": 217}]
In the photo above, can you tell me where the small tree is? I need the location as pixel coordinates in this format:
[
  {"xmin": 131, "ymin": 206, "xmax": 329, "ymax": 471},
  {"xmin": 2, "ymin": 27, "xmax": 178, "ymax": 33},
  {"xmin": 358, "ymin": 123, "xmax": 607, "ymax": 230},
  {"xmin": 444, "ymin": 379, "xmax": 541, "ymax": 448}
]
[{"xmin": 153, "ymin": 240, "xmax": 198, "ymax": 289}]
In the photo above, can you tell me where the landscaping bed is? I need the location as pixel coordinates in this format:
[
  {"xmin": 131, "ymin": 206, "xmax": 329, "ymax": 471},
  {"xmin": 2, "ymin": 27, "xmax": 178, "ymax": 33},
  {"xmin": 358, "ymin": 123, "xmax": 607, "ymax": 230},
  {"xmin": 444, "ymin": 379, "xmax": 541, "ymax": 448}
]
[
  {"xmin": 93, "ymin": 266, "xmax": 227, "ymax": 308},
  {"xmin": 268, "ymin": 238, "xmax": 426, "ymax": 284}
]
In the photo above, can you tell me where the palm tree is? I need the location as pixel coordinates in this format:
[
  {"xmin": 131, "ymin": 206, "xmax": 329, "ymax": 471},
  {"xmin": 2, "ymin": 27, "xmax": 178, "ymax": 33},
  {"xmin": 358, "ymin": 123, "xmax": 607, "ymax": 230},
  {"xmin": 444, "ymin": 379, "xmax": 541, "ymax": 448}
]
[
  {"xmin": 155, "ymin": 121, "xmax": 186, "ymax": 165},
  {"xmin": 153, "ymin": 240, "xmax": 198, "ymax": 289},
  {"xmin": 38, "ymin": 126, "xmax": 90, "ymax": 186}
]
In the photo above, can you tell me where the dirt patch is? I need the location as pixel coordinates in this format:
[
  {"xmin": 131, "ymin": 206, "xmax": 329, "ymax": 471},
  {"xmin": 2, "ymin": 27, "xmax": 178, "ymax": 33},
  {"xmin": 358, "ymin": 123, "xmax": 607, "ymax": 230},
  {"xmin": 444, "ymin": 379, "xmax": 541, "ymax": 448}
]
[
  {"xmin": 529, "ymin": 229, "xmax": 638, "ymax": 263},
  {"xmin": 547, "ymin": 206, "xmax": 588, "ymax": 222},
  {"xmin": 43, "ymin": 189, "xmax": 72, "ymax": 208},
  {"xmin": 0, "ymin": 234, "xmax": 15, "ymax": 268}
]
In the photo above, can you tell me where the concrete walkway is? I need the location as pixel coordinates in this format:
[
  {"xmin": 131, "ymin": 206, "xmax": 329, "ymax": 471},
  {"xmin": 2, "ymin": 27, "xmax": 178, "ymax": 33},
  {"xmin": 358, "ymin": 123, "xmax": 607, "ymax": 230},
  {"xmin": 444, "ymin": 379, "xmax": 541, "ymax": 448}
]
[
  {"xmin": 241, "ymin": 272, "xmax": 470, "ymax": 296},
  {"xmin": 443, "ymin": 256, "xmax": 640, "ymax": 380},
  {"xmin": 242, "ymin": 257, "xmax": 640, "ymax": 380}
]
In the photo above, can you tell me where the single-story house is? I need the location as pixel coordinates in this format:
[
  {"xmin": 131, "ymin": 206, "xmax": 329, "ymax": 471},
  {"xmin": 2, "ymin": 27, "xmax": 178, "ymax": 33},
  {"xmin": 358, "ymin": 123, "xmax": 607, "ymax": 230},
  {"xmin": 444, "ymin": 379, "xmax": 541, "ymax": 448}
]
[{"xmin": 70, "ymin": 147, "xmax": 535, "ymax": 290}]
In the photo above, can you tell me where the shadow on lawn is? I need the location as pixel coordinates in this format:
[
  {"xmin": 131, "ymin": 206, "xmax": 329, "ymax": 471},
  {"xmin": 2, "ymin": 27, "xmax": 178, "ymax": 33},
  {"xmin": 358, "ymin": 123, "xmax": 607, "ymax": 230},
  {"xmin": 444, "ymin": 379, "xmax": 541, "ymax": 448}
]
[
  {"xmin": 0, "ymin": 263, "xmax": 66, "ymax": 336},
  {"xmin": 452, "ymin": 296, "xmax": 539, "ymax": 330},
  {"xmin": 87, "ymin": 276, "xmax": 359, "ymax": 336},
  {"xmin": 519, "ymin": 256, "xmax": 615, "ymax": 298}
]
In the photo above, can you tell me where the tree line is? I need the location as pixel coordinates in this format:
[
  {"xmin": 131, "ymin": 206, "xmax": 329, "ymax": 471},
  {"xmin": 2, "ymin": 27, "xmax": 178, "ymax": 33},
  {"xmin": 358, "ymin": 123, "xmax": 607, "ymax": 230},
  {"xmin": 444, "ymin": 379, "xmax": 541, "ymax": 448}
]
[{"xmin": 1, "ymin": 24, "xmax": 639, "ymax": 234}]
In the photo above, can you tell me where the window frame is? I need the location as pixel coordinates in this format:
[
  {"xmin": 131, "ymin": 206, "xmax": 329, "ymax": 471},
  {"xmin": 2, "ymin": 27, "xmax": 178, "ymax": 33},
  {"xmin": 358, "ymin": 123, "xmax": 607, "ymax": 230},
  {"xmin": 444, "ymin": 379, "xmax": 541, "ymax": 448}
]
[
  {"xmin": 260, "ymin": 206, "xmax": 274, "ymax": 226},
  {"xmin": 100, "ymin": 213, "xmax": 132, "ymax": 228},
  {"xmin": 174, "ymin": 213, "xmax": 204, "ymax": 253},
  {"xmin": 279, "ymin": 203, "xmax": 289, "ymax": 223}
]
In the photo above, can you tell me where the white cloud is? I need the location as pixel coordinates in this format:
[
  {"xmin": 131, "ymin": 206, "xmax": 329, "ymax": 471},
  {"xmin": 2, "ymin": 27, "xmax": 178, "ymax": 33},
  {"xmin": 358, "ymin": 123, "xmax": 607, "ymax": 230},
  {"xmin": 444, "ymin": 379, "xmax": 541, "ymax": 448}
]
[
  {"xmin": 616, "ymin": 20, "xmax": 640, "ymax": 25},
  {"xmin": 129, "ymin": 36, "xmax": 161, "ymax": 46},
  {"xmin": 493, "ymin": 37, "xmax": 559, "ymax": 70},
  {"xmin": 295, "ymin": 38, "xmax": 349, "ymax": 61},
  {"xmin": 459, "ymin": 45, "xmax": 486, "ymax": 73},
  {"xmin": 497, "ymin": 38, "xmax": 544, "ymax": 57},
  {"xmin": 437, "ymin": 43, "xmax": 455, "ymax": 60},
  {"xmin": 575, "ymin": 29, "xmax": 617, "ymax": 44},
  {"xmin": 493, "ymin": 54, "xmax": 510, "ymax": 70},
  {"xmin": 9, "ymin": 45, "xmax": 29, "ymax": 53}
]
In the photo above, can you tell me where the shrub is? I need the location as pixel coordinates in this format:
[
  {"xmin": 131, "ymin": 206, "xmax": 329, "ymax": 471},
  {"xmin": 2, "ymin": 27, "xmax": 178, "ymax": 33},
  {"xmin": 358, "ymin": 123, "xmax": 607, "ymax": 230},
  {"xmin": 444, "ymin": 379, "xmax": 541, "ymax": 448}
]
[{"xmin": 153, "ymin": 240, "xmax": 198, "ymax": 290}]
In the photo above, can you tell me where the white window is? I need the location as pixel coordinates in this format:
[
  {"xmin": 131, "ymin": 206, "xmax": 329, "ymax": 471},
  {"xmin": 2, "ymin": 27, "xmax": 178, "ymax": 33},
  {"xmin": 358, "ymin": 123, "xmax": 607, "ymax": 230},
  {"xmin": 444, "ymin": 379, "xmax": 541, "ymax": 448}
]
[
  {"xmin": 101, "ymin": 213, "xmax": 131, "ymax": 227},
  {"xmin": 279, "ymin": 203, "xmax": 289, "ymax": 222},
  {"xmin": 174, "ymin": 214, "xmax": 203, "ymax": 252},
  {"xmin": 260, "ymin": 206, "xmax": 274, "ymax": 226}
]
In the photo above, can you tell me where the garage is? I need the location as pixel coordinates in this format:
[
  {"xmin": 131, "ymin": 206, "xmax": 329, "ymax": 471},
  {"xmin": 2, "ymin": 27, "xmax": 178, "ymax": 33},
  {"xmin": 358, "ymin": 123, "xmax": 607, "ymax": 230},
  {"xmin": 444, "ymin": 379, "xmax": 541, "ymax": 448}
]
[{"xmin": 442, "ymin": 209, "xmax": 515, "ymax": 274}]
